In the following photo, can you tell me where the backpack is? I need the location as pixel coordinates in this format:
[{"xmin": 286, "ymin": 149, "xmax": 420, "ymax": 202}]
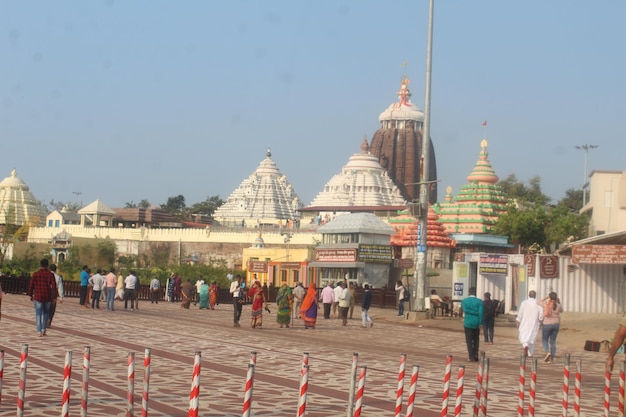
[
  {"xmin": 483, "ymin": 300, "xmax": 497, "ymax": 319},
  {"xmin": 403, "ymin": 287, "xmax": 410, "ymax": 301},
  {"xmin": 544, "ymin": 300, "xmax": 553, "ymax": 318}
]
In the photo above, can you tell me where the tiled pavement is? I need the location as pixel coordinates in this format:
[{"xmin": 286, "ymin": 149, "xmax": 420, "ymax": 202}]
[{"xmin": 0, "ymin": 294, "xmax": 619, "ymax": 416}]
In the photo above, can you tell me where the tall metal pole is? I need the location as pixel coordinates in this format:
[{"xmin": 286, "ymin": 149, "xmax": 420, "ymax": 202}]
[
  {"xmin": 575, "ymin": 144, "xmax": 598, "ymax": 207},
  {"xmin": 414, "ymin": 0, "xmax": 434, "ymax": 312}
]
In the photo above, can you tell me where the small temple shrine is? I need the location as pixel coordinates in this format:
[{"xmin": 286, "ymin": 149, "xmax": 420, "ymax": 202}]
[
  {"xmin": 434, "ymin": 139, "xmax": 508, "ymax": 234},
  {"xmin": 212, "ymin": 149, "xmax": 303, "ymax": 228},
  {"xmin": 0, "ymin": 169, "xmax": 47, "ymax": 229},
  {"xmin": 369, "ymin": 77, "xmax": 438, "ymax": 203}
]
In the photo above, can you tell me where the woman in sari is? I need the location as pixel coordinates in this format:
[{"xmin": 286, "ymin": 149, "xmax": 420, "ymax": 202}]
[
  {"xmin": 198, "ymin": 282, "xmax": 209, "ymax": 309},
  {"xmin": 247, "ymin": 281, "xmax": 267, "ymax": 329},
  {"xmin": 300, "ymin": 284, "xmax": 319, "ymax": 329},
  {"xmin": 180, "ymin": 280, "xmax": 193, "ymax": 309},
  {"xmin": 209, "ymin": 281, "xmax": 218, "ymax": 310},
  {"xmin": 276, "ymin": 283, "xmax": 293, "ymax": 328}
]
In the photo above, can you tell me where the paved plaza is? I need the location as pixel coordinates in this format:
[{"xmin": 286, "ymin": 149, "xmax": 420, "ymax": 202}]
[{"xmin": 0, "ymin": 294, "xmax": 621, "ymax": 416}]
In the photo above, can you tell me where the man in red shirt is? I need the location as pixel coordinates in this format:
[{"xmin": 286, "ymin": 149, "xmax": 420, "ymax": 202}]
[{"xmin": 28, "ymin": 258, "xmax": 57, "ymax": 336}]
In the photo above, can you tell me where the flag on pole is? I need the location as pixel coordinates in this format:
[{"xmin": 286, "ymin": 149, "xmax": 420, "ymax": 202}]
[{"xmin": 482, "ymin": 120, "xmax": 487, "ymax": 127}]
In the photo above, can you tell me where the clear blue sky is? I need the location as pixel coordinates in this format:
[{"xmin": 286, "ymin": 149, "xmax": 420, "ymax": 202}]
[{"xmin": 2, "ymin": 1, "xmax": 624, "ymax": 209}]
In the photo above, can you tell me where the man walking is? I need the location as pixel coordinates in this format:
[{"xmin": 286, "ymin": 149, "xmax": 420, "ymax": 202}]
[
  {"xmin": 229, "ymin": 274, "xmax": 244, "ymax": 327},
  {"xmin": 292, "ymin": 282, "xmax": 306, "ymax": 320},
  {"xmin": 89, "ymin": 269, "xmax": 105, "ymax": 309},
  {"xmin": 517, "ymin": 290, "xmax": 544, "ymax": 357},
  {"xmin": 28, "ymin": 259, "xmax": 57, "ymax": 337},
  {"xmin": 461, "ymin": 287, "xmax": 483, "ymax": 362},
  {"xmin": 79, "ymin": 265, "xmax": 90, "ymax": 309},
  {"xmin": 482, "ymin": 292, "xmax": 498, "ymax": 344},
  {"xmin": 337, "ymin": 281, "xmax": 350, "ymax": 326},
  {"xmin": 47, "ymin": 263, "xmax": 64, "ymax": 328},
  {"xmin": 320, "ymin": 282, "xmax": 334, "ymax": 320},
  {"xmin": 361, "ymin": 284, "xmax": 373, "ymax": 328}
]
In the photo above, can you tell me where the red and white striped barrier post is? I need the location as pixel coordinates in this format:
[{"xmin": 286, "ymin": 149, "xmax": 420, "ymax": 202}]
[
  {"xmin": 302, "ymin": 352, "xmax": 309, "ymax": 368},
  {"xmin": 529, "ymin": 359, "xmax": 537, "ymax": 417},
  {"xmin": 16, "ymin": 344, "xmax": 28, "ymax": 417},
  {"xmin": 405, "ymin": 365, "xmax": 420, "ymax": 417},
  {"xmin": 573, "ymin": 360, "xmax": 582, "ymax": 417},
  {"xmin": 473, "ymin": 352, "xmax": 485, "ymax": 417},
  {"xmin": 442, "ymin": 354, "xmax": 453, "ymax": 417},
  {"xmin": 296, "ymin": 364, "xmax": 309, "ymax": 417},
  {"xmin": 347, "ymin": 352, "xmax": 359, "ymax": 417},
  {"xmin": 353, "ymin": 366, "xmax": 367, "ymax": 417},
  {"xmin": 242, "ymin": 363, "xmax": 255, "ymax": 417},
  {"xmin": 249, "ymin": 351, "xmax": 257, "ymax": 366},
  {"xmin": 62, "ymin": 350, "xmax": 72, "ymax": 417},
  {"xmin": 395, "ymin": 353, "xmax": 407, "ymax": 417},
  {"xmin": 0, "ymin": 349, "xmax": 4, "ymax": 406},
  {"xmin": 617, "ymin": 361, "xmax": 626, "ymax": 417},
  {"xmin": 127, "ymin": 352, "xmax": 135, "ymax": 417},
  {"xmin": 479, "ymin": 358, "xmax": 490, "ymax": 417},
  {"xmin": 517, "ymin": 354, "xmax": 526, "ymax": 417},
  {"xmin": 562, "ymin": 353, "xmax": 570, "ymax": 417},
  {"xmin": 453, "ymin": 365, "xmax": 465, "ymax": 417},
  {"xmin": 142, "ymin": 348, "xmax": 151, "ymax": 417},
  {"xmin": 81, "ymin": 346, "xmax": 91, "ymax": 417},
  {"xmin": 604, "ymin": 370, "xmax": 611, "ymax": 417},
  {"xmin": 188, "ymin": 350, "xmax": 201, "ymax": 417}
]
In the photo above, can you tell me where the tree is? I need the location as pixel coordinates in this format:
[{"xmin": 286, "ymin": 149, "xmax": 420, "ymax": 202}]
[
  {"xmin": 48, "ymin": 200, "xmax": 81, "ymax": 213},
  {"xmin": 125, "ymin": 201, "xmax": 137, "ymax": 208},
  {"xmin": 492, "ymin": 204, "xmax": 548, "ymax": 250},
  {"xmin": 190, "ymin": 195, "xmax": 224, "ymax": 216},
  {"xmin": 138, "ymin": 199, "xmax": 151, "ymax": 209},
  {"xmin": 497, "ymin": 174, "xmax": 550, "ymax": 205},
  {"xmin": 160, "ymin": 195, "xmax": 186, "ymax": 214},
  {"xmin": 544, "ymin": 204, "xmax": 588, "ymax": 250},
  {"xmin": 558, "ymin": 188, "xmax": 584, "ymax": 212}
]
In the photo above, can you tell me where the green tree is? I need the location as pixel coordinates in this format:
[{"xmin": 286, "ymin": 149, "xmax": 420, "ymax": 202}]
[
  {"xmin": 160, "ymin": 195, "xmax": 186, "ymax": 214},
  {"xmin": 493, "ymin": 204, "xmax": 548, "ymax": 250},
  {"xmin": 497, "ymin": 174, "xmax": 550, "ymax": 205},
  {"xmin": 190, "ymin": 195, "xmax": 224, "ymax": 216},
  {"xmin": 544, "ymin": 204, "xmax": 588, "ymax": 251},
  {"xmin": 558, "ymin": 188, "xmax": 584, "ymax": 212},
  {"xmin": 138, "ymin": 199, "xmax": 151, "ymax": 209},
  {"xmin": 48, "ymin": 200, "xmax": 81, "ymax": 213}
]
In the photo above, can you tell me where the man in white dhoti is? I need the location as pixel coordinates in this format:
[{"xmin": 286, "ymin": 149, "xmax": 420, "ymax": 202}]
[{"xmin": 516, "ymin": 290, "xmax": 543, "ymax": 357}]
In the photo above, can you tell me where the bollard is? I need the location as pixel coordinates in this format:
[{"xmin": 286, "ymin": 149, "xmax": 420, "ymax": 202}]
[
  {"xmin": 473, "ymin": 352, "xmax": 485, "ymax": 417},
  {"xmin": 242, "ymin": 363, "xmax": 255, "ymax": 417},
  {"xmin": 296, "ymin": 365, "xmax": 309, "ymax": 417},
  {"xmin": 128, "ymin": 352, "xmax": 135, "ymax": 417},
  {"xmin": 395, "ymin": 353, "xmax": 407, "ymax": 417},
  {"xmin": 529, "ymin": 359, "xmax": 537, "ymax": 417},
  {"xmin": 517, "ymin": 354, "xmax": 526, "ymax": 417},
  {"xmin": 617, "ymin": 361, "xmax": 626, "ymax": 417},
  {"xmin": 347, "ymin": 353, "xmax": 359, "ymax": 417},
  {"xmin": 16, "ymin": 344, "xmax": 28, "ymax": 417},
  {"xmin": 0, "ymin": 349, "xmax": 4, "ymax": 406},
  {"xmin": 353, "ymin": 366, "xmax": 367, "ymax": 417},
  {"xmin": 479, "ymin": 358, "xmax": 490, "ymax": 417},
  {"xmin": 441, "ymin": 354, "xmax": 453, "ymax": 417},
  {"xmin": 188, "ymin": 350, "xmax": 201, "ymax": 417},
  {"xmin": 604, "ymin": 370, "xmax": 611, "ymax": 417},
  {"xmin": 453, "ymin": 366, "xmax": 465, "ymax": 417},
  {"xmin": 405, "ymin": 365, "xmax": 419, "ymax": 417},
  {"xmin": 82, "ymin": 346, "xmax": 91, "ymax": 417},
  {"xmin": 142, "ymin": 348, "xmax": 151, "ymax": 417},
  {"xmin": 573, "ymin": 360, "xmax": 582, "ymax": 417},
  {"xmin": 250, "ymin": 351, "xmax": 257, "ymax": 366},
  {"xmin": 302, "ymin": 352, "xmax": 309, "ymax": 369},
  {"xmin": 62, "ymin": 350, "xmax": 72, "ymax": 417},
  {"xmin": 562, "ymin": 353, "xmax": 570, "ymax": 417}
]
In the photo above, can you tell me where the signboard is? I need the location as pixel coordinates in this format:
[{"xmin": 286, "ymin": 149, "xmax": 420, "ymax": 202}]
[
  {"xmin": 572, "ymin": 245, "xmax": 626, "ymax": 264},
  {"xmin": 539, "ymin": 256, "xmax": 559, "ymax": 279},
  {"xmin": 281, "ymin": 262, "xmax": 301, "ymax": 270},
  {"xmin": 398, "ymin": 258, "xmax": 414, "ymax": 269},
  {"xmin": 455, "ymin": 263, "xmax": 468, "ymax": 279},
  {"xmin": 524, "ymin": 254, "xmax": 536, "ymax": 277},
  {"xmin": 315, "ymin": 248, "xmax": 357, "ymax": 262},
  {"xmin": 248, "ymin": 261, "xmax": 268, "ymax": 273},
  {"xmin": 479, "ymin": 254, "xmax": 508, "ymax": 275},
  {"xmin": 358, "ymin": 244, "xmax": 392, "ymax": 263},
  {"xmin": 453, "ymin": 282, "xmax": 464, "ymax": 297}
]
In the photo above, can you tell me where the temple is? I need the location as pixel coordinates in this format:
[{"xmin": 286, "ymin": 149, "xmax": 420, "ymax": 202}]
[
  {"xmin": 0, "ymin": 169, "xmax": 47, "ymax": 228},
  {"xmin": 212, "ymin": 149, "xmax": 303, "ymax": 228},
  {"xmin": 434, "ymin": 139, "xmax": 508, "ymax": 234},
  {"xmin": 369, "ymin": 77, "xmax": 438, "ymax": 203}
]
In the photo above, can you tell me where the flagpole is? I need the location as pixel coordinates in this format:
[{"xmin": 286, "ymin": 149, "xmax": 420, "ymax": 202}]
[{"xmin": 414, "ymin": 0, "xmax": 434, "ymax": 312}]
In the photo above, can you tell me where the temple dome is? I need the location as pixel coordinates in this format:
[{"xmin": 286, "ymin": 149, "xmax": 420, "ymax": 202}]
[
  {"xmin": 308, "ymin": 138, "xmax": 407, "ymax": 208},
  {"xmin": 467, "ymin": 139, "xmax": 498, "ymax": 184},
  {"xmin": 0, "ymin": 169, "xmax": 47, "ymax": 226},
  {"xmin": 212, "ymin": 149, "xmax": 303, "ymax": 226}
]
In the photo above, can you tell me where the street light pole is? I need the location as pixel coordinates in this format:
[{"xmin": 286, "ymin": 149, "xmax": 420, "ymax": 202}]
[
  {"xmin": 575, "ymin": 144, "xmax": 598, "ymax": 206},
  {"xmin": 413, "ymin": 0, "xmax": 435, "ymax": 312}
]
